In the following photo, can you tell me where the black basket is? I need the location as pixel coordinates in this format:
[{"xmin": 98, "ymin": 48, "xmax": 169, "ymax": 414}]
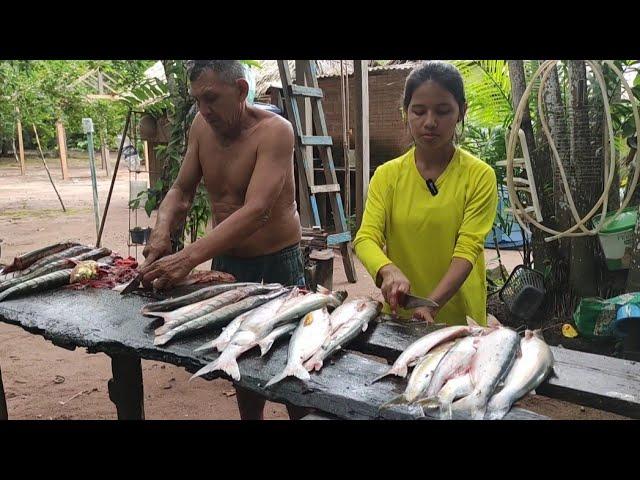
[{"xmin": 498, "ymin": 265, "xmax": 546, "ymax": 322}]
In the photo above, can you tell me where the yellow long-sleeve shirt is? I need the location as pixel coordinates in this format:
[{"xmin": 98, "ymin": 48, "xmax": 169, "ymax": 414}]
[{"xmin": 354, "ymin": 146, "xmax": 498, "ymax": 326}]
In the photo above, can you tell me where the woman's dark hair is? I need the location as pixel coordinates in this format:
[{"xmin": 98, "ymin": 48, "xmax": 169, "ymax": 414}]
[{"xmin": 402, "ymin": 61, "xmax": 466, "ymax": 118}]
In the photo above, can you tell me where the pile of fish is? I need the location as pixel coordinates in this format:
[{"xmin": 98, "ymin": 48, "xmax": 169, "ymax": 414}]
[
  {"xmin": 0, "ymin": 242, "xmax": 112, "ymax": 302},
  {"xmin": 376, "ymin": 317, "xmax": 554, "ymax": 420},
  {"xmin": 142, "ymin": 283, "xmax": 382, "ymax": 384}
]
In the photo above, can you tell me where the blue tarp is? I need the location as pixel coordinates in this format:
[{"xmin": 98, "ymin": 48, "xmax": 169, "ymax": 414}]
[{"xmin": 484, "ymin": 185, "xmax": 530, "ymax": 250}]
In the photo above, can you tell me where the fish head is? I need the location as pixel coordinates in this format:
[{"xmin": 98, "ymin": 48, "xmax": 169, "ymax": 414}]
[{"xmin": 330, "ymin": 290, "xmax": 348, "ymax": 305}]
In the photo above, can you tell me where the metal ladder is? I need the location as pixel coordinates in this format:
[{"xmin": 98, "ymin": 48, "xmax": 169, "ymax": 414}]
[{"xmin": 277, "ymin": 60, "xmax": 357, "ymax": 283}]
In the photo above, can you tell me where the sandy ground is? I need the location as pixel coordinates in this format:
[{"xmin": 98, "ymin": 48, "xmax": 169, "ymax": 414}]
[{"xmin": 0, "ymin": 153, "xmax": 627, "ymax": 420}]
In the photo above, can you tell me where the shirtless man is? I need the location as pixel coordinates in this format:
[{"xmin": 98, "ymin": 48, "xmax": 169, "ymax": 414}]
[{"xmin": 139, "ymin": 60, "xmax": 307, "ymax": 420}]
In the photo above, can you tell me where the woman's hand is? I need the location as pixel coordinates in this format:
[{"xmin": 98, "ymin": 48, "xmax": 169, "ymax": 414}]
[
  {"xmin": 378, "ymin": 264, "xmax": 411, "ymax": 314},
  {"xmin": 412, "ymin": 305, "xmax": 439, "ymax": 324}
]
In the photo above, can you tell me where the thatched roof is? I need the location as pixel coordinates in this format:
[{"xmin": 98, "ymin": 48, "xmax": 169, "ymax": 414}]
[{"xmin": 254, "ymin": 60, "xmax": 420, "ymax": 97}]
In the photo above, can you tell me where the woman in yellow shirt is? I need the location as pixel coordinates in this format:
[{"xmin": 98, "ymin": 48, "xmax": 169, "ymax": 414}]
[{"xmin": 354, "ymin": 61, "xmax": 497, "ymax": 326}]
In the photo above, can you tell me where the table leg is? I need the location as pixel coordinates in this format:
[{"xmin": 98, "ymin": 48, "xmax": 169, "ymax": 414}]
[
  {"xmin": 107, "ymin": 354, "xmax": 145, "ymax": 420},
  {"xmin": 0, "ymin": 365, "xmax": 7, "ymax": 420}
]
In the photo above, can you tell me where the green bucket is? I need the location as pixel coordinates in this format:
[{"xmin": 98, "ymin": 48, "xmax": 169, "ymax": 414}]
[{"xmin": 592, "ymin": 207, "xmax": 638, "ymax": 271}]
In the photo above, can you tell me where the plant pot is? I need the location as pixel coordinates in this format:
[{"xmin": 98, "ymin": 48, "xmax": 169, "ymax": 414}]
[{"xmin": 130, "ymin": 227, "xmax": 153, "ymax": 245}]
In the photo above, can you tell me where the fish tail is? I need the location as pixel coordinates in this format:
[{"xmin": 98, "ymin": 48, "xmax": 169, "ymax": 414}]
[
  {"xmin": 265, "ymin": 364, "xmax": 310, "ymax": 388},
  {"xmin": 153, "ymin": 330, "xmax": 175, "ymax": 346},
  {"xmin": 190, "ymin": 353, "xmax": 241, "ymax": 382},
  {"xmin": 304, "ymin": 355, "xmax": 323, "ymax": 372},
  {"xmin": 257, "ymin": 337, "xmax": 275, "ymax": 357},
  {"xmin": 368, "ymin": 366, "xmax": 397, "ymax": 385}
]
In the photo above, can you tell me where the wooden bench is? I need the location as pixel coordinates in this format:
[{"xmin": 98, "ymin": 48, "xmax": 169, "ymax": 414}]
[{"xmin": 0, "ymin": 288, "xmax": 637, "ymax": 420}]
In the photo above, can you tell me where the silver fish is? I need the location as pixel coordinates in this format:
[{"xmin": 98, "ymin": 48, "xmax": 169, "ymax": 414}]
[
  {"xmin": 451, "ymin": 326, "xmax": 520, "ymax": 420},
  {"xmin": 189, "ymin": 289, "xmax": 301, "ymax": 381},
  {"xmin": 370, "ymin": 318, "xmax": 484, "ymax": 384},
  {"xmin": 485, "ymin": 330, "xmax": 554, "ymax": 420},
  {"xmin": 193, "ymin": 310, "xmax": 253, "ymax": 354},
  {"xmin": 0, "ymin": 269, "xmax": 73, "ymax": 302},
  {"xmin": 154, "ymin": 287, "xmax": 290, "ymax": 346},
  {"xmin": 257, "ymin": 323, "xmax": 298, "ymax": 356},
  {"xmin": 0, "ymin": 247, "xmax": 111, "ymax": 293},
  {"xmin": 141, "ymin": 282, "xmax": 259, "ymax": 314},
  {"xmin": 1, "ymin": 242, "xmax": 80, "ymax": 273},
  {"xmin": 304, "ymin": 297, "xmax": 382, "ymax": 372},
  {"xmin": 152, "ymin": 283, "xmax": 282, "ymax": 333},
  {"xmin": 265, "ymin": 308, "xmax": 333, "ymax": 388},
  {"xmin": 379, "ymin": 340, "xmax": 456, "ymax": 410}
]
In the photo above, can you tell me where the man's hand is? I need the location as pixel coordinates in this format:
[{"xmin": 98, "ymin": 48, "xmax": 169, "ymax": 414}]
[
  {"xmin": 141, "ymin": 229, "xmax": 173, "ymax": 270},
  {"xmin": 378, "ymin": 264, "xmax": 411, "ymax": 315},
  {"xmin": 140, "ymin": 250, "xmax": 195, "ymax": 291}
]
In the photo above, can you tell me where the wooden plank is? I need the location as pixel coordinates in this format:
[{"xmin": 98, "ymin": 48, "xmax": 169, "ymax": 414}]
[
  {"xmin": 327, "ymin": 231, "xmax": 352, "ymax": 245},
  {"xmin": 55, "ymin": 121, "xmax": 69, "ymax": 180},
  {"xmin": 295, "ymin": 61, "xmax": 313, "ymax": 228},
  {"xmin": 354, "ymin": 60, "xmax": 370, "ymax": 231},
  {"xmin": 16, "ymin": 117, "xmax": 25, "ymax": 176},
  {"xmin": 290, "ymin": 85, "xmax": 324, "ymax": 98},
  {"xmin": 352, "ymin": 321, "xmax": 640, "ymax": 419},
  {"xmin": 0, "ymin": 289, "xmax": 545, "ymax": 420},
  {"xmin": 300, "ymin": 135, "xmax": 333, "ymax": 146},
  {"xmin": 310, "ymin": 184, "xmax": 341, "ymax": 194}
]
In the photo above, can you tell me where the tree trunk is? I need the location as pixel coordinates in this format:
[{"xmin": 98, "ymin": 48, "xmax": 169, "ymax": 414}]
[
  {"xmin": 508, "ymin": 60, "xmax": 557, "ymax": 274},
  {"xmin": 567, "ymin": 60, "xmax": 602, "ymax": 298}
]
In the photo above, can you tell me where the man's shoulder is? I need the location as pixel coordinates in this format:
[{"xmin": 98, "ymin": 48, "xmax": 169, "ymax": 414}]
[{"xmin": 255, "ymin": 109, "xmax": 293, "ymax": 137}]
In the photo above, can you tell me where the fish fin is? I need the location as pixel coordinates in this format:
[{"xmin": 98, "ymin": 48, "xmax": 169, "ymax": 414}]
[
  {"xmin": 143, "ymin": 311, "xmax": 170, "ymax": 319},
  {"xmin": 193, "ymin": 340, "xmax": 215, "ymax": 354},
  {"xmin": 369, "ymin": 366, "xmax": 400, "ymax": 385},
  {"xmin": 316, "ymin": 284, "xmax": 330, "ymax": 294},
  {"xmin": 415, "ymin": 397, "xmax": 440, "ymax": 411},
  {"xmin": 190, "ymin": 354, "xmax": 241, "ymax": 382},
  {"xmin": 378, "ymin": 395, "xmax": 408, "ymax": 411},
  {"xmin": 466, "ymin": 315, "xmax": 481, "ymax": 328},
  {"xmin": 257, "ymin": 337, "xmax": 275, "ymax": 357},
  {"xmin": 530, "ymin": 389, "xmax": 537, "ymax": 396},
  {"xmin": 487, "ymin": 314, "xmax": 502, "ymax": 328},
  {"xmin": 362, "ymin": 322, "xmax": 369, "ymax": 332}
]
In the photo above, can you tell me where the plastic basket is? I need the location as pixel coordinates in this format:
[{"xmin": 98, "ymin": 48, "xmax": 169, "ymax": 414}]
[{"xmin": 498, "ymin": 265, "xmax": 546, "ymax": 321}]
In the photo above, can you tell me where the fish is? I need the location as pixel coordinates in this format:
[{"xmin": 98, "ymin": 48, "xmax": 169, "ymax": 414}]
[
  {"xmin": 1, "ymin": 242, "xmax": 81, "ymax": 273},
  {"xmin": 0, "ymin": 269, "xmax": 73, "ymax": 302},
  {"xmin": 141, "ymin": 282, "xmax": 259, "ymax": 314},
  {"xmin": 0, "ymin": 247, "xmax": 111, "ymax": 294},
  {"xmin": 151, "ymin": 283, "xmax": 282, "ymax": 333},
  {"xmin": 23, "ymin": 245, "xmax": 94, "ymax": 272},
  {"xmin": 264, "ymin": 308, "xmax": 333, "ymax": 388},
  {"xmin": 266, "ymin": 285, "xmax": 347, "ymax": 330},
  {"xmin": 189, "ymin": 288, "xmax": 301, "ymax": 381},
  {"xmin": 154, "ymin": 287, "xmax": 291, "ymax": 346},
  {"xmin": 378, "ymin": 340, "xmax": 456, "ymax": 410},
  {"xmin": 257, "ymin": 323, "xmax": 298, "ymax": 356},
  {"xmin": 450, "ymin": 325, "xmax": 520, "ymax": 420},
  {"xmin": 370, "ymin": 318, "xmax": 484, "ymax": 384},
  {"xmin": 485, "ymin": 329, "xmax": 554, "ymax": 420},
  {"xmin": 304, "ymin": 298, "xmax": 382, "ymax": 372},
  {"xmin": 193, "ymin": 310, "xmax": 252, "ymax": 354}
]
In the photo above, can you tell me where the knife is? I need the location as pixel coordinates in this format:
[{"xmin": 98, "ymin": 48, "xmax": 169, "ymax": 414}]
[
  {"xmin": 401, "ymin": 293, "xmax": 439, "ymax": 310},
  {"xmin": 120, "ymin": 272, "xmax": 144, "ymax": 295}
]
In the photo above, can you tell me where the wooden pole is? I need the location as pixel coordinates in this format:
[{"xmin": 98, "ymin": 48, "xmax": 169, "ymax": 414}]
[
  {"xmin": 354, "ymin": 60, "xmax": 370, "ymax": 230},
  {"xmin": 56, "ymin": 121, "xmax": 69, "ymax": 180},
  {"xmin": 32, "ymin": 124, "xmax": 66, "ymax": 212},
  {"xmin": 16, "ymin": 111, "xmax": 25, "ymax": 176}
]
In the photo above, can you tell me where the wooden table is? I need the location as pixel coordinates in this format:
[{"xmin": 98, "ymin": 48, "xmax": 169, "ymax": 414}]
[{"xmin": 1, "ymin": 288, "xmax": 638, "ymax": 420}]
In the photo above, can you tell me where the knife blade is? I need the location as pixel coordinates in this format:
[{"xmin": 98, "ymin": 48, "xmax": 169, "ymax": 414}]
[
  {"xmin": 401, "ymin": 293, "xmax": 439, "ymax": 310},
  {"xmin": 120, "ymin": 272, "xmax": 143, "ymax": 295}
]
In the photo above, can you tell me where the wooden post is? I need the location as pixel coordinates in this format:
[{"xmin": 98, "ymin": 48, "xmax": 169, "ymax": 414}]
[
  {"xmin": 107, "ymin": 354, "xmax": 145, "ymax": 420},
  {"xmin": 56, "ymin": 121, "xmax": 69, "ymax": 180},
  {"xmin": 142, "ymin": 140, "xmax": 149, "ymax": 172},
  {"xmin": 16, "ymin": 116, "xmax": 25, "ymax": 176},
  {"xmin": 100, "ymin": 135, "xmax": 111, "ymax": 178},
  {"xmin": 0, "ymin": 365, "xmax": 8, "ymax": 420},
  {"xmin": 296, "ymin": 60, "xmax": 314, "ymax": 227},
  {"xmin": 354, "ymin": 60, "xmax": 370, "ymax": 230}
]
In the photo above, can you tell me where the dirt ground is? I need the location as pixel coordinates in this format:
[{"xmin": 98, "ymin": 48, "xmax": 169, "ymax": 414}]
[{"xmin": 0, "ymin": 152, "xmax": 628, "ymax": 420}]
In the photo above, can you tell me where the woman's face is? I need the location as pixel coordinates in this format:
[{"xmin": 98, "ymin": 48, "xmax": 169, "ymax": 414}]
[{"xmin": 406, "ymin": 80, "xmax": 465, "ymax": 151}]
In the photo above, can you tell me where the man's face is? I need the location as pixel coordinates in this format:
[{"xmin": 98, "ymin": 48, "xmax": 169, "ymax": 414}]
[{"xmin": 189, "ymin": 70, "xmax": 244, "ymax": 133}]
